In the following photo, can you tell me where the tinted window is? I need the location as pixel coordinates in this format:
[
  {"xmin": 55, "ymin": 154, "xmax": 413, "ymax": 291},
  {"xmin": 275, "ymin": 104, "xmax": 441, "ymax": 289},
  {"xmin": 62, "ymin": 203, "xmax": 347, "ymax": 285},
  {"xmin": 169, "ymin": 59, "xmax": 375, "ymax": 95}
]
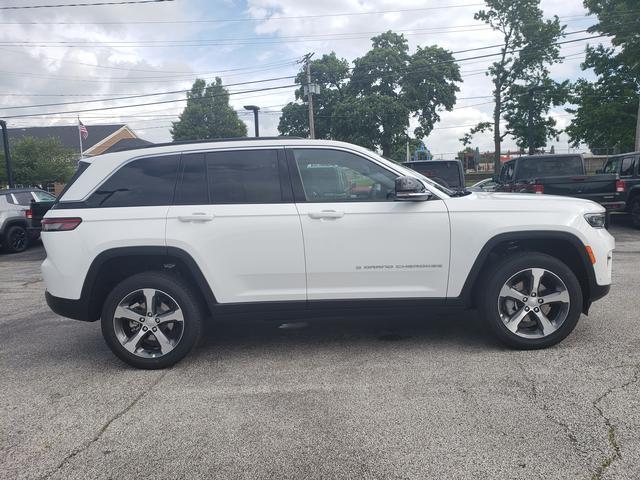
[
  {"xmin": 86, "ymin": 155, "xmax": 179, "ymax": 208},
  {"xmin": 516, "ymin": 156, "xmax": 583, "ymax": 180},
  {"xmin": 603, "ymin": 158, "xmax": 620, "ymax": 174},
  {"xmin": 501, "ymin": 162, "xmax": 515, "ymax": 182},
  {"xmin": 175, "ymin": 153, "xmax": 208, "ymax": 205},
  {"xmin": 292, "ymin": 149, "xmax": 397, "ymax": 202},
  {"xmin": 620, "ymin": 156, "xmax": 636, "ymax": 176},
  {"xmin": 206, "ymin": 149, "xmax": 282, "ymax": 204},
  {"xmin": 13, "ymin": 192, "xmax": 33, "ymax": 206},
  {"xmin": 405, "ymin": 162, "xmax": 461, "ymax": 188}
]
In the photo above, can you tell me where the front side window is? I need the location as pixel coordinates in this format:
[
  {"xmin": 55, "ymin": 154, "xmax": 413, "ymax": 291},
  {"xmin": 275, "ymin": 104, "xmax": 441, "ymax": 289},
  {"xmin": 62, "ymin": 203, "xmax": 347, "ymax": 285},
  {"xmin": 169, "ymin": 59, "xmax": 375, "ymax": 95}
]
[
  {"xmin": 86, "ymin": 155, "xmax": 180, "ymax": 208},
  {"xmin": 620, "ymin": 156, "xmax": 636, "ymax": 177},
  {"xmin": 292, "ymin": 149, "xmax": 397, "ymax": 202},
  {"xmin": 501, "ymin": 162, "xmax": 515, "ymax": 182},
  {"xmin": 206, "ymin": 149, "xmax": 283, "ymax": 204}
]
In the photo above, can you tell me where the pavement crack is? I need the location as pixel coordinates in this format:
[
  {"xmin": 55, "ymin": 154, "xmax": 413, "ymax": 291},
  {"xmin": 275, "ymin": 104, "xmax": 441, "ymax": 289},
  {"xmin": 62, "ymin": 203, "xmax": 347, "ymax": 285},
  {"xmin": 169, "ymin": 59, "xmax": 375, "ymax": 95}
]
[
  {"xmin": 40, "ymin": 371, "xmax": 167, "ymax": 479},
  {"xmin": 590, "ymin": 363, "xmax": 640, "ymax": 480},
  {"xmin": 515, "ymin": 362, "xmax": 585, "ymax": 456}
]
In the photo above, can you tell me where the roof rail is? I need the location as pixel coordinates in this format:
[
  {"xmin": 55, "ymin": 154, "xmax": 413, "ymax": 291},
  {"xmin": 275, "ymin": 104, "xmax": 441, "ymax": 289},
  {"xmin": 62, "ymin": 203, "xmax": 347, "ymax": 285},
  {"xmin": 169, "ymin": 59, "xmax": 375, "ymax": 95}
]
[{"xmin": 112, "ymin": 136, "xmax": 306, "ymax": 153}]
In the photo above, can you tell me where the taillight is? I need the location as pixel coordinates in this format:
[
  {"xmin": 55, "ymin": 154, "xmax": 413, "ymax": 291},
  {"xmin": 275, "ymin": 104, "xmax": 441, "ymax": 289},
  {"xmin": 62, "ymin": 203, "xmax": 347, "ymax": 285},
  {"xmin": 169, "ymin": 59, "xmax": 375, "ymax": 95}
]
[
  {"xmin": 616, "ymin": 179, "xmax": 626, "ymax": 193},
  {"xmin": 41, "ymin": 217, "xmax": 82, "ymax": 231},
  {"xmin": 25, "ymin": 209, "xmax": 33, "ymax": 219},
  {"xmin": 534, "ymin": 184, "xmax": 544, "ymax": 194}
]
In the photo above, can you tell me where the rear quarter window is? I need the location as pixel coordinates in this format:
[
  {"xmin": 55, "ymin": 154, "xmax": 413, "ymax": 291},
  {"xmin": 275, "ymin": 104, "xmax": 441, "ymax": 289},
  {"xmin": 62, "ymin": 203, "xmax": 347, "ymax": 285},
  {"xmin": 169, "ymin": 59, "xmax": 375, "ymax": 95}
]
[{"xmin": 85, "ymin": 155, "xmax": 180, "ymax": 208}]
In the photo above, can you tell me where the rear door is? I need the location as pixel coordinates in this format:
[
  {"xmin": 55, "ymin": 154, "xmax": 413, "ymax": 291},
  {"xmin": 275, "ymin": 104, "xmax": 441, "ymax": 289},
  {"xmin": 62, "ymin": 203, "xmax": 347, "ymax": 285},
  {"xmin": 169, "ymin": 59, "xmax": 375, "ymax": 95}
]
[
  {"xmin": 288, "ymin": 147, "xmax": 450, "ymax": 300},
  {"xmin": 165, "ymin": 148, "xmax": 306, "ymax": 304}
]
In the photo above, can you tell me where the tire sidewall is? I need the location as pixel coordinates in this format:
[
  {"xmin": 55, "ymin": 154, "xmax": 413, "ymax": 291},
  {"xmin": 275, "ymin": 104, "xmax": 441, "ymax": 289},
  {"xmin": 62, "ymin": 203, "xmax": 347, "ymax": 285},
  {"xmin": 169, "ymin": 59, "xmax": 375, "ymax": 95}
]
[
  {"xmin": 101, "ymin": 272, "xmax": 203, "ymax": 369},
  {"xmin": 4, "ymin": 225, "xmax": 29, "ymax": 253},
  {"xmin": 481, "ymin": 253, "xmax": 583, "ymax": 349}
]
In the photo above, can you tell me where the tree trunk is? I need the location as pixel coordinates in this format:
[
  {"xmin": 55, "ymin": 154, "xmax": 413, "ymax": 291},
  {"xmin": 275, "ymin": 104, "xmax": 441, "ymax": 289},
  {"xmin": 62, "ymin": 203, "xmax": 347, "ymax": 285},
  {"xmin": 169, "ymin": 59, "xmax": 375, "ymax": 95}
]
[{"xmin": 493, "ymin": 92, "xmax": 501, "ymax": 174}]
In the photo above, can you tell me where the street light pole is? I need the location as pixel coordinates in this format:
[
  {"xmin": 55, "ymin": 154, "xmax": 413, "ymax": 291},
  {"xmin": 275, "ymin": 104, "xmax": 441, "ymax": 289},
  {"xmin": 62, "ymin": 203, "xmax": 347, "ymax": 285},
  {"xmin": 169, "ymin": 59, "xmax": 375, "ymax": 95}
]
[
  {"xmin": 0, "ymin": 120, "xmax": 14, "ymax": 188},
  {"xmin": 243, "ymin": 105, "xmax": 260, "ymax": 137}
]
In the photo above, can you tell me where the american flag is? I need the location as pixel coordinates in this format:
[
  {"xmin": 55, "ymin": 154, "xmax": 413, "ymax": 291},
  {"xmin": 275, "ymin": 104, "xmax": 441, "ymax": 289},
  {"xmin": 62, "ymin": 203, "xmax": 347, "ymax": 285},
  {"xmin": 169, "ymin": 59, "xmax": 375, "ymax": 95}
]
[{"xmin": 78, "ymin": 119, "xmax": 88, "ymax": 140}]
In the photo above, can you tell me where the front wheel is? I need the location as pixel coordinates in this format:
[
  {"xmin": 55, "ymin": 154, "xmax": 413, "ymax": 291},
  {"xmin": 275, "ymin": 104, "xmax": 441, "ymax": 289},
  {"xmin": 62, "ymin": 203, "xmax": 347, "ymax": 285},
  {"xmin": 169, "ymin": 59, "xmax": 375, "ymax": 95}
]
[
  {"xmin": 479, "ymin": 253, "xmax": 583, "ymax": 349},
  {"xmin": 101, "ymin": 272, "xmax": 204, "ymax": 369}
]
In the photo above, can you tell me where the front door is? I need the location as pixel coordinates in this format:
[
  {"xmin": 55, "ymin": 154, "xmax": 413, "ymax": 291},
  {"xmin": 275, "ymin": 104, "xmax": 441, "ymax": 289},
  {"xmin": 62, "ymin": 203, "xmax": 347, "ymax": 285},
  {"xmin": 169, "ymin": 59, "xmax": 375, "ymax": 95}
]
[{"xmin": 288, "ymin": 147, "xmax": 450, "ymax": 300}]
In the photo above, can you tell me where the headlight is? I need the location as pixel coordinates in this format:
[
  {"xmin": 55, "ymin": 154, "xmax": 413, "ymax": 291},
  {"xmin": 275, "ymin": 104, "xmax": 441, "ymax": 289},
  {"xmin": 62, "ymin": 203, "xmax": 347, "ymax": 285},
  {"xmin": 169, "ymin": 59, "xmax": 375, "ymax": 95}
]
[{"xmin": 584, "ymin": 213, "xmax": 606, "ymax": 228}]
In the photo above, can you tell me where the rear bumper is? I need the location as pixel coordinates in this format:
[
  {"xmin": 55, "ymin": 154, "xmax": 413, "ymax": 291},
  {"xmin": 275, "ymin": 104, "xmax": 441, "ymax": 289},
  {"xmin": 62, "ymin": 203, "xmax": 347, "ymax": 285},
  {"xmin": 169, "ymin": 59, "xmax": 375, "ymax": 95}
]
[{"xmin": 45, "ymin": 291, "xmax": 96, "ymax": 322}]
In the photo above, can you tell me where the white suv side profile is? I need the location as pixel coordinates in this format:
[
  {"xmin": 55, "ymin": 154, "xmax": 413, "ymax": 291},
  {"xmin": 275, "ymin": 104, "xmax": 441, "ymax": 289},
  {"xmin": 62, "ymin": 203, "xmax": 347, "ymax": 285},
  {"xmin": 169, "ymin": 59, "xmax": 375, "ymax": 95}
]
[{"xmin": 41, "ymin": 138, "xmax": 615, "ymax": 369}]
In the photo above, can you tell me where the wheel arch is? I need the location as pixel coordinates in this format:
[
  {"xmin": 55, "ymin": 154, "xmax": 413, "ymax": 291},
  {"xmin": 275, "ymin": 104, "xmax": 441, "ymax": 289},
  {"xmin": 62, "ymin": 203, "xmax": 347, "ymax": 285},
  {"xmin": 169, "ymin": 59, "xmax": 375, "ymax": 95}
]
[
  {"xmin": 80, "ymin": 246, "xmax": 217, "ymax": 322},
  {"xmin": 457, "ymin": 231, "xmax": 596, "ymax": 313}
]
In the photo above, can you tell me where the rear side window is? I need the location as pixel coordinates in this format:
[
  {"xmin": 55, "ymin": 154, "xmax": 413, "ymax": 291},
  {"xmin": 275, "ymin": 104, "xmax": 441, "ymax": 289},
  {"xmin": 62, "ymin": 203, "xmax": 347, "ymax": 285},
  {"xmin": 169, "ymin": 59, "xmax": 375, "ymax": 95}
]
[
  {"xmin": 516, "ymin": 156, "xmax": 583, "ymax": 180},
  {"xmin": 620, "ymin": 156, "xmax": 636, "ymax": 176},
  {"xmin": 12, "ymin": 192, "xmax": 33, "ymax": 206},
  {"xmin": 206, "ymin": 149, "xmax": 283, "ymax": 204},
  {"xmin": 174, "ymin": 153, "xmax": 208, "ymax": 205},
  {"xmin": 86, "ymin": 155, "xmax": 180, "ymax": 208},
  {"xmin": 33, "ymin": 191, "xmax": 56, "ymax": 202}
]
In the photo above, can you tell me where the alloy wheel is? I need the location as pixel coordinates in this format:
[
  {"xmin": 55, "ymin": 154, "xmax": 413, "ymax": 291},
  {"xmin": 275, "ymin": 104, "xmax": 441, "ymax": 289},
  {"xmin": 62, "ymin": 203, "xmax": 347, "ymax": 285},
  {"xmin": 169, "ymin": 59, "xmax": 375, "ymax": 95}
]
[
  {"xmin": 497, "ymin": 268, "xmax": 570, "ymax": 339},
  {"xmin": 113, "ymin": 288, "xmax": 184, "ymax": 358},
  {"xmin": 10, "ymin": 228, "xmax": 27, "ymax": 251}
]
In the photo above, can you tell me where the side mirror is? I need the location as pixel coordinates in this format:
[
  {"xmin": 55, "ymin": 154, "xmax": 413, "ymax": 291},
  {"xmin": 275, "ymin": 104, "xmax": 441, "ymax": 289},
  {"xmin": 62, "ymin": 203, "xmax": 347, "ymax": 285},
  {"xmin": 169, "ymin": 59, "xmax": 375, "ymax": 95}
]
[{"xmin": 395, "ymin": 176, "xmax": 432, "ymax": 201}]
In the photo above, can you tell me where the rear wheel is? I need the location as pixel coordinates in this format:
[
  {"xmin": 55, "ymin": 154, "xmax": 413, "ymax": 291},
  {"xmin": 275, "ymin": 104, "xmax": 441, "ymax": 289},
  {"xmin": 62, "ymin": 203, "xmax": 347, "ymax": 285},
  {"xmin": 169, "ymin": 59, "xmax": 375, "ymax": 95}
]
[
  {"xmin": 3, "ymin": 225, "xmax": 29, "ymax": 253},
  {"xmin": 629, "ymin": 197, "xmax": 640, "ymax": 229},
  {"xmin": 480, "ymin": 253, "xmax": 583, "ymax": 349},
  {"xmin": 101, "ymin": 272, "xmax": 203, "ymax": 369}
]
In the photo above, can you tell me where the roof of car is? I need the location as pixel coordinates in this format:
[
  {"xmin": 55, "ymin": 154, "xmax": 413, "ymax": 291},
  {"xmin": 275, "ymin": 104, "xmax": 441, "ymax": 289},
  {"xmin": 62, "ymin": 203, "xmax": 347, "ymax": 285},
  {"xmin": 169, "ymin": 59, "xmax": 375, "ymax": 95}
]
[
  {"xmin": 402, "ymin": 160, "xmax": 461, "ymax": 165},
  {"xmin": 0, "ymin": 188, "xmax": 44, "ymax": 194},
  {"xmin": 605, "ymin": 151, "xmax": 640, "ymax": 158},
  {"xmin": 512, "ymin": 154, "xmax": 583, "ymax": 160}
]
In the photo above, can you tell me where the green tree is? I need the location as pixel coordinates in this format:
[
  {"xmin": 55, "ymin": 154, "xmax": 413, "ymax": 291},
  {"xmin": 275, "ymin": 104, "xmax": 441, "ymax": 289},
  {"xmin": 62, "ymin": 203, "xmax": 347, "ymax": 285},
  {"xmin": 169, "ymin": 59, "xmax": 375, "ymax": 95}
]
[
  {"xmin": 278, "ymin": 32, "xmax": 461, "ymax": 157},
  {"xmin": 566, "ymin": 0, "xmax": 639, "ymax": 153},
  {"xmin": 463, "ymin": 0, "xmax": 564, "ymax": 170},
  {"xmin": 278, "ymin": 53, "xmax": 350, "ymax": 138},
  {"xmin": 171, "ymin": 78, "xmax": 247, "ymax": 141},
  {"xmin": 504, "ymin": 76, "xmax": 569, "ymax": 153},
  {"xmin": 0, "ymin": 136, "xmax": 75, "ymax": 186}
]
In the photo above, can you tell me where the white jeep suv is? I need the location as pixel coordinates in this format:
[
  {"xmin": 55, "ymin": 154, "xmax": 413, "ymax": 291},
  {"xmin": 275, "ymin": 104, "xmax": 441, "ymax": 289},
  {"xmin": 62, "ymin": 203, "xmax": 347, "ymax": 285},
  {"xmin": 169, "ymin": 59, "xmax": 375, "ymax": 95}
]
[{"xmin": 41, "ymin": 138, "xmax": 615, "ymax": 369}]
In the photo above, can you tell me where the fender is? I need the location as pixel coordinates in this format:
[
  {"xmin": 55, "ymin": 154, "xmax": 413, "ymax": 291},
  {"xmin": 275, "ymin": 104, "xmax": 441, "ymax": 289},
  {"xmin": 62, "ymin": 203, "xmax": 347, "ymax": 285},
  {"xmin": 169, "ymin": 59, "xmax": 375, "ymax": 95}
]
[
  {"xmin": 452, "ymin": 230, "xmax": 598, "ymax": 310},
  {"xmin": 75, "ymin": 246, "xmax": 218, "ymax": 321}
]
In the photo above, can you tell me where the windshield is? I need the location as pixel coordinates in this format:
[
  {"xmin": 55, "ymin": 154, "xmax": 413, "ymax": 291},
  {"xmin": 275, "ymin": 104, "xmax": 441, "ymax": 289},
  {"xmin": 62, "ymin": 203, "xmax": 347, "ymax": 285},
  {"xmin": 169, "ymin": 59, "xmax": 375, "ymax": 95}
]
[{"xmin": 516, "ymin": 156, "xmax": 583, "ymax": 180}]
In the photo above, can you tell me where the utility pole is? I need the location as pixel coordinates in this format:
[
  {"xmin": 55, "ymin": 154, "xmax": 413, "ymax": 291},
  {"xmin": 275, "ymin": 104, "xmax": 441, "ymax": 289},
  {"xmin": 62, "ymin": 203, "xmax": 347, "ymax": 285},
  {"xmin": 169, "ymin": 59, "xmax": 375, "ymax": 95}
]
[
  {"xmin": 635, "ymin": 94, "xmax": 640, "ymax": 151},
  {"xmin": 0, "ymin": 120, "xmax": 14, "ymax": 188},
  {"xmin": 301, "ymin": 53, "xmax": 316, "ymax": 139}
]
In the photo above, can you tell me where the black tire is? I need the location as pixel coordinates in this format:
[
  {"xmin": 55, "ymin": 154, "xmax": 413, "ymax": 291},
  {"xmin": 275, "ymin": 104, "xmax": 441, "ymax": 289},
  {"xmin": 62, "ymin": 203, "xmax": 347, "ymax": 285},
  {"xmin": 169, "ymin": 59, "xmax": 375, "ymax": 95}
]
[
  {"xmin": 479, "ymin": 252, "xmax": 583, "ymax": 349},
  {"xmin": 629, "ymin": 196, "xmax": 640, "ymax": 229},
  {"xmin": 3, "ymin": 224, "xmax": 29, "ymax": 253},
  {"xmin": 101, "ymin": 272, "xmax": 204, "ymax": 369}
]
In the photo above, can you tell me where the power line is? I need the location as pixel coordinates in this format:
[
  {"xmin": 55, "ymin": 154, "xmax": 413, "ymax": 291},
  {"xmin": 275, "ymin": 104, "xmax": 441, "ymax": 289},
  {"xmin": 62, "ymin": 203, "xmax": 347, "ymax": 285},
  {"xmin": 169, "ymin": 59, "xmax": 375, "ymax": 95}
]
[
  {"xmin": 0, "ymin": 3, "xmax": 482, "ymax": 23},
  {"xmin": 0, "ymin": 75, "xmax": 297, "ymax": 111},
  {"xmin": 1, "ymin": 84, "xmax": 298, "ymax": 119},
  {"xmin": 0, "ymin": 0, "xmax": 173, "ymax": 9}
]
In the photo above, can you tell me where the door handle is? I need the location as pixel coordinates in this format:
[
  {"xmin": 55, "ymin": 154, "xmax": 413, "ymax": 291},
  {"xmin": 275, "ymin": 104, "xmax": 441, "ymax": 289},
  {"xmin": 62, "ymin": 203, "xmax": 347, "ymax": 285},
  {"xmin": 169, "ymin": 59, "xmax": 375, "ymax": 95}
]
[
  {"xmin": 308, "ymin": 210, "xmax": 344, "ymax": 219},
  {"xmin": 177, "ymin": 212, "xmax": 214, "ymax": 222}
]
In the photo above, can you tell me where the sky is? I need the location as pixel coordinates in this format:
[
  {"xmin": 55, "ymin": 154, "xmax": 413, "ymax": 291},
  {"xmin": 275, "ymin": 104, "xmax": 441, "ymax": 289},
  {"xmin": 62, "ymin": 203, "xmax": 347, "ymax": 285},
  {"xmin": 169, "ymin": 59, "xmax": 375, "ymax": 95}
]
[{"xmin": 0, "ymin": 0, "xmax": 611, "ymax": 157}]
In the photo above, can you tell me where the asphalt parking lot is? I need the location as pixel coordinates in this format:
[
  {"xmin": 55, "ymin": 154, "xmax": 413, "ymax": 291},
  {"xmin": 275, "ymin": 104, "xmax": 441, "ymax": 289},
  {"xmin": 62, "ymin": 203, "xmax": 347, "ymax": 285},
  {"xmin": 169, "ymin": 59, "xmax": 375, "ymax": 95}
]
[{"xmin": 1, "ymin": 219, "xmax": 639, "ymax": 480}]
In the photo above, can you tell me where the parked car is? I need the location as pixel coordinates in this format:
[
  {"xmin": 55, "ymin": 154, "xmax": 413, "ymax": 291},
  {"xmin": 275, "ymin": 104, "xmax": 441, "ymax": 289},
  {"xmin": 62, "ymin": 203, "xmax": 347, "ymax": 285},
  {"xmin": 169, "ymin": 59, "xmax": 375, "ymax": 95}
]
[
  {"xmin": 402, "ymin": 160, "xmax": 465, "ymax": 190},
  {"xmin": 495, "ymin": 154, "xmax": 619, "ymax": 205},
  {"xmin": 41, "ymin": 138, "xmax": 613, "ymax": 369},
  {"xmin": 468, "ymin": 177, "xmax": 498, "ymax": 192},
  {"xmin": 595, "ymin": 152, "xmax": 640, "ymax": 228},
  {"xmin": 0, "ymin": 188, "xmax": 55, "ymax": 253}
]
